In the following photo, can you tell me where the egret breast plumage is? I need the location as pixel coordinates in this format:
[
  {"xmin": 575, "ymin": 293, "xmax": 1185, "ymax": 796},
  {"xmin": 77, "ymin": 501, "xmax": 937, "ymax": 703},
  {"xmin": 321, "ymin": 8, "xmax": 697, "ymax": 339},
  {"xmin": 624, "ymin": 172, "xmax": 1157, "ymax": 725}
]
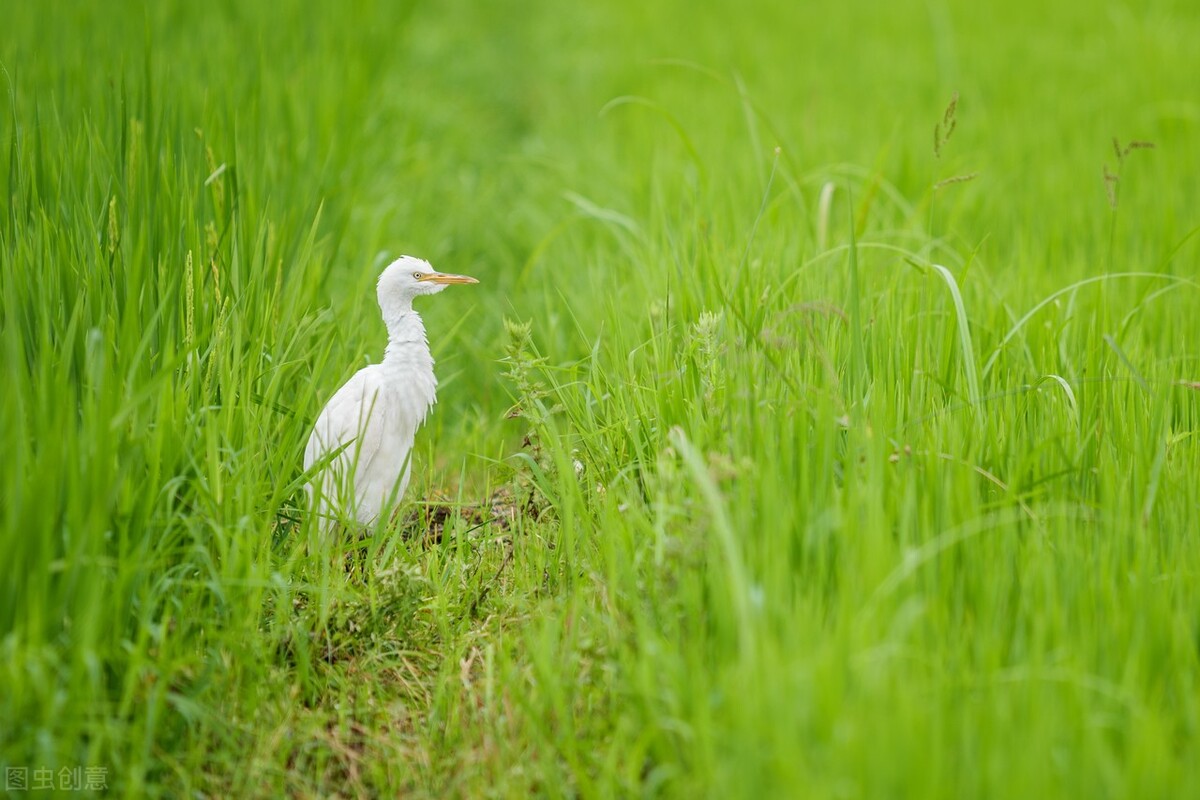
[{"xmin": 304, "ymin": 255, "xmax": 478, "ymax": 529}]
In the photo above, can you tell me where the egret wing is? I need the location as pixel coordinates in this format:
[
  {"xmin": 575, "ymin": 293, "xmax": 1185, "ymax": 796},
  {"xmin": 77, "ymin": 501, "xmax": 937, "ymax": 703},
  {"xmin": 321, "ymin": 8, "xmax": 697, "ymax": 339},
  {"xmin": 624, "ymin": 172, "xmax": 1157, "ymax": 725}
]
[{"xmin": 304, "ymin": 367, "xmax": 390, "ymax": 510}]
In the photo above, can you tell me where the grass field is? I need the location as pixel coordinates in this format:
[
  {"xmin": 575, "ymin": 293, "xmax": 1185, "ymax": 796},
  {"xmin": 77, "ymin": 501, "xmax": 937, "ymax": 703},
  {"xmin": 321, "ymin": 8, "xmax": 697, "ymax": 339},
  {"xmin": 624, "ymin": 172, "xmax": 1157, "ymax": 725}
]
[{"xmin": 3, "ymin": 0, "xmax": 1200, "ymax": 796}]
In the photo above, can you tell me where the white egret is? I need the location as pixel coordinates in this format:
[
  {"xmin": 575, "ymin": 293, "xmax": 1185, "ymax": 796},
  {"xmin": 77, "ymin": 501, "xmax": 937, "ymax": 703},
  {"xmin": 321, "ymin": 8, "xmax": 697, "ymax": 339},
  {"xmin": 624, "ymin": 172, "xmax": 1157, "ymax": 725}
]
[{"xmin": 304, "ymin": 255, "xmax": 478, "ymax": 529}]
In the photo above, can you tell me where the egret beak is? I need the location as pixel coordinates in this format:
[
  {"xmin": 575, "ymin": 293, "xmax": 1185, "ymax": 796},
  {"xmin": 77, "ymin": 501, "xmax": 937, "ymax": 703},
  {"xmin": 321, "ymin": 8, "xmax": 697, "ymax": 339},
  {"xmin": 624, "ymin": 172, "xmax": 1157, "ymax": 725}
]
[{"xmin": 420, "ymin": 272, "xmax": 479, "ymax": 285}]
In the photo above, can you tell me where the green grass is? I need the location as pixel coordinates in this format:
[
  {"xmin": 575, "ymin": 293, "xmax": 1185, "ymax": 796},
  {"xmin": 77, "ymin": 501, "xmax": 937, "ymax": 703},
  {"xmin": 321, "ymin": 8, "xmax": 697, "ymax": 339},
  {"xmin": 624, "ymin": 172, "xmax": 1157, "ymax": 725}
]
[{"xmin": 3, "ymin": 0, "xmax": 1200, "ymax": 796}]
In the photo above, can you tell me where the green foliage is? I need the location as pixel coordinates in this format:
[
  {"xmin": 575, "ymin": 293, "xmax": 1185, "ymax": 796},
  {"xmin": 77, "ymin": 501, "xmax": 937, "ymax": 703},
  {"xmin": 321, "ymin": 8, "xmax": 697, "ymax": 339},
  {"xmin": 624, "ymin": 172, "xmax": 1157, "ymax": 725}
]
[{"xmin": 2, "ymin": 0, "xmax": 1199, "ymax": 797}]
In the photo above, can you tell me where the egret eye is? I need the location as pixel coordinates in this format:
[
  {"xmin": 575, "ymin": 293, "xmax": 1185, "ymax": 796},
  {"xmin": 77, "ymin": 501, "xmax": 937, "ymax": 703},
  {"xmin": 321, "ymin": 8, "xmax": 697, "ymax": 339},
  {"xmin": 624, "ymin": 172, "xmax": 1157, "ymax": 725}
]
[{"xmin": 413, "ymin": 272, "xmax": 423, "ymax": 280}]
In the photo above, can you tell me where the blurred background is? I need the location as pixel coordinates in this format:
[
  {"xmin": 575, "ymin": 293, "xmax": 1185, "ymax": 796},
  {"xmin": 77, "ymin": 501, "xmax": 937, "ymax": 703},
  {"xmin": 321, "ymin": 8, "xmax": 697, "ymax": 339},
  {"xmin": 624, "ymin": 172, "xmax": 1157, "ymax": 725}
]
[{"xmin": 3, "ymin": 0, "xmax": 1199, "ymax": 796}]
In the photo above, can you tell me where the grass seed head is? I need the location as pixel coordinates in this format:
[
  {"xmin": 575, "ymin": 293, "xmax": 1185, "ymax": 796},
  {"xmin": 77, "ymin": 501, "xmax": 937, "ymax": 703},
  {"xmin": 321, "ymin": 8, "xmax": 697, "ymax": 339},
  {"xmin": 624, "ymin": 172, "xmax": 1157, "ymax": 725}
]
[
  {"xmin": 1103, "ymin": 165, "xmax": 1119, "ymax": 209},
  {"xmin": 934, "ymin": 91, "xmax": 959, "ymax": 158},
  {"xmin": 934, "ymin": 172, "xmax": 979, "ymax": 191},
  {"xmin": 107, "ymin": 196, "xmax": 119, "ymax": 255},
  {"xmin": 185, "ymin": 250, "xmax": 195, "ymax": 350}
]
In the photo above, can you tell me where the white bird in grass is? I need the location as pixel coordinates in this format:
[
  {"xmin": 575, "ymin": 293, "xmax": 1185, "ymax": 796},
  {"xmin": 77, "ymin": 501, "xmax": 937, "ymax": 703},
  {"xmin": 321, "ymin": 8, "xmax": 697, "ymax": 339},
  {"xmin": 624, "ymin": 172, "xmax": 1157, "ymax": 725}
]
[{"xmin": 304, "ymin": 255, "xmax": 478, "ymax": 530}]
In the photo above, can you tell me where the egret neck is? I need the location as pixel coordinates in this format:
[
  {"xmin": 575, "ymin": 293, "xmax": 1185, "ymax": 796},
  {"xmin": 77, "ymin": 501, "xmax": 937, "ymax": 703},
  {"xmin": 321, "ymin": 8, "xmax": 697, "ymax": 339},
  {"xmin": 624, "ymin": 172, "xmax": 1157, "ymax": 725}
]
[
  {"xmin": 382, "ymin": 307, "xmax": 434, "ymax": 372},
  {"xmin": 381, "ymin": 308, "xmax": 438, "ymax": 423}
]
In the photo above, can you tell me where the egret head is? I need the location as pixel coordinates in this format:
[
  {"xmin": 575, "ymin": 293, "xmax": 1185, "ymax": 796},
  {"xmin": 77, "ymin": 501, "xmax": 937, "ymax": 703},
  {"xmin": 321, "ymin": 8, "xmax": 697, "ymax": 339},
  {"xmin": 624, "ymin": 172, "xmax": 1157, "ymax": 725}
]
[{"xmin": 377, "ymin": 255, "xmax": 478, "ymax": 317}]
